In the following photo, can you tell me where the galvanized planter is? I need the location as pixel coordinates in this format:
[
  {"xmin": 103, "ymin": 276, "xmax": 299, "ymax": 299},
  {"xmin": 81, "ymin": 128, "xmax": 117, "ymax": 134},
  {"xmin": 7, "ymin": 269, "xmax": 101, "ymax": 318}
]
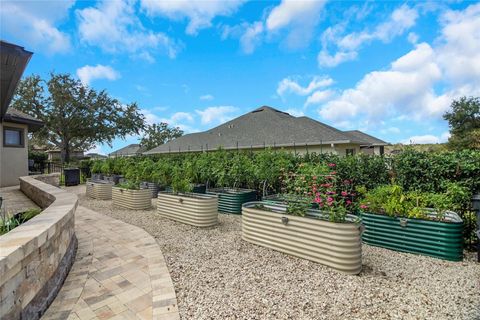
[
  {"xmin": 140, "ymin": 181, "xmax": 162, "ymax": 198},
  {"xmin": 361, "ymin": 211, "xmax": 464, "ymax": 261},
  {"xmin": 157, "ymin": 192, "xmax": 218, "ymax": 227},
  {"xmin": 86, "ymin": 180, "xmax": 113, "ymax": 200},
  {"xmin": 242, "ymin": 202, "xmax": 362, "ymax": 275},
  {"xmin": 262, "ymin": 194, "xmax": 319, "ymax": 209},
  {"xmin": 207, "ymin": 188, "xmax": 257, "ymax": 214},
  {"xmin": 112, "ymin": 187, "xmax": 152, "ymax": 210}
]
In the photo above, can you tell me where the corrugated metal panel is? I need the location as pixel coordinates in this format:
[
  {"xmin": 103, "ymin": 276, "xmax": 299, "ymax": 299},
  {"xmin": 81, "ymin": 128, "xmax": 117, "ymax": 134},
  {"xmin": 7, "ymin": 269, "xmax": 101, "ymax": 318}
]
[
  {"xmin": 86, "ymin": 181, "xmax": 112, "ymax": 200},
  {"xmin": 207, "ymin": 188, "xmax": 257, "ymax": 214},
  {"xmin": 112, "ymin": 187, "xmax": 152, "ymax": 210},
  {"xmin": 242, "ymin": 202, "xmax": 362, "ymax": 275},
  {"xmin": 361, "ymin": 212, "xmax": 463, "ymax": 261},
  {"xmin": 157, "ymin": 192, "xmax": 218, "ymax": 227}
]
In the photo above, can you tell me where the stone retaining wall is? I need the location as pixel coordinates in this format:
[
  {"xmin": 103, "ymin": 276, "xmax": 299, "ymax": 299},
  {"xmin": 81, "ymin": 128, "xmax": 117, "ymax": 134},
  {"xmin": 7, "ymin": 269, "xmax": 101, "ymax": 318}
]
[{"xmin": 0, "ymin": 173, "xmax": 78, "ymax": 319}]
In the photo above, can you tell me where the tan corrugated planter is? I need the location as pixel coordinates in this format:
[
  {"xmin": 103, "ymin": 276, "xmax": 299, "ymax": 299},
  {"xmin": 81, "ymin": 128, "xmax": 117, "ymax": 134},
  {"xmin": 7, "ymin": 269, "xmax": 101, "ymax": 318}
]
[
  {"xmin": 157, "ymin": 192, "xmax": 218, "ymax": 227},
  {"xmin": 112, "ymin": 187, "xmax": 152, "ymax": 210},
  {"xmin": 86, "ymin": 181, "xmax": 113, "ymax": 200},
  {"xmin": 242, "ymin": 202, "xmax": 363, "ymax": 275}
]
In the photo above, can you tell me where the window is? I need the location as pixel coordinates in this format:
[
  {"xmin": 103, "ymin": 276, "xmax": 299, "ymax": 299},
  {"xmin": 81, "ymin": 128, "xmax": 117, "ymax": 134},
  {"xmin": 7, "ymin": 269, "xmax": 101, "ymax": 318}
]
[
  {"xmin": 3, "ymin": 127, "xmax": 24, "ymax": 147},
  {"xmin": 346, "ymin": 148, "xmax": 355, "ymax": 156}
]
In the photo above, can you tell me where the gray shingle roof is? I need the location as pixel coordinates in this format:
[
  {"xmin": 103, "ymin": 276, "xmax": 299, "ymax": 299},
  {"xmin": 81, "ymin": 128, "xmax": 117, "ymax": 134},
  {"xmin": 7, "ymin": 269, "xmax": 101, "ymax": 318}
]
[
  {"xmin": 144, "ymin": 106, "xmax": 370, "ymax": 154},
  {"xmin": 109, "ymin": 144, "xmax": 146, "ymax": 157},
  {"xmin": 343, "ymin": 130, "xmax": 388, "ymax": 146},
  {"xmin": 3, "ymin": 108, "xmax": 44, "ymax": 131}
]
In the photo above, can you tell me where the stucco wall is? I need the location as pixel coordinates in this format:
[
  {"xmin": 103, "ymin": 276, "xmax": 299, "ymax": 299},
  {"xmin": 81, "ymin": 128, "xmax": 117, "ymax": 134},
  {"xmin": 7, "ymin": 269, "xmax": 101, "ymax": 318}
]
[
  {"xmin": 0, "ymin": 121, "xmax": 28, "ymax": 187},
  {"xmin": 0, "ymin": 173, "xmax": 78, "ymax": 319}
]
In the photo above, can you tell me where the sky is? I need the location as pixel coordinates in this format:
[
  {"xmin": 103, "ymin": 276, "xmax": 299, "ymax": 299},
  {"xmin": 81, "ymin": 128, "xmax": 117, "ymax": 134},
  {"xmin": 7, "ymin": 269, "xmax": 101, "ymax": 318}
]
[{"xmin": 1, "ymin": 0, "xmax": 479, "ymax": 155}]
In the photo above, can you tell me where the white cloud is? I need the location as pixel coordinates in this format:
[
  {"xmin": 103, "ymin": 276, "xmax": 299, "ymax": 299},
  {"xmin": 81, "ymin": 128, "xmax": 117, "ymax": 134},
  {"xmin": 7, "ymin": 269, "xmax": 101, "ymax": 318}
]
[
  {"xmin": 407, "ymin": 32, "xmax": 419, "ymax": 44},
  {"xmin": 240, "ymin": 21, "xmax": 264, "ymax": 54},
  {"xmin": 141, "ymin": 109, "xmax": 197, "ymax": 133},
  {"xmin": 319, "ymin": 43, "xmax": 445, "ymax": 121},
  {"xmin": 0, "ymin": 1, "xmax": 73, "ymax": 54},
  {"xmin": 402, "ymin": 132, "xmax": 450, "ymax": 144},
  {"xmin": 76, "ymin": 64, "xmax": 120, "ymax": 85},
  {"xmin": 195, "ymin": 106, "xmax": 238, "ymax": 125},
  {"xmin": 140, "ymin": 0, "xmax": 245, "ymax": 35},
  {"xmin": 200, "ymin": 94, "xmax": 214, "ymax": 101},
  {"xmin": 171, "ymin": 112, "xmax": 194, "ymax": 123},
  {"xmin": 319, "ymin": 4, "xmax": 418, "ymax": 67},
  {"xmin": 318, "ymin": 4, "xmax": 480, "ymax": 123},
  {"xmin": 436, "ymin": 3, "xmax": 480, "ymax": 87},
  {"xmin": 304, "ymin": 90, "xmax": 334, "ymax": 106},
  {"xmin": 266, "ymin": 0, "xmax": 327, "ymax": 49},
  {"xmin": 277, "ymin": 76, "xmax": 333, "ymax": 98},
  {"xmin": 77, "ymin": 0, "xmax": 180, "ymax": 61},
  {"xmin": 222, "ymin": 0, "xmax": 326, "ymax": 54},
  {"xmin": 284, "ymin": 108, "xmax": 304, "ymax": 117},
  {"xmin": 86, "ymin": 144, "xmax": 106, "ymax": 155}
]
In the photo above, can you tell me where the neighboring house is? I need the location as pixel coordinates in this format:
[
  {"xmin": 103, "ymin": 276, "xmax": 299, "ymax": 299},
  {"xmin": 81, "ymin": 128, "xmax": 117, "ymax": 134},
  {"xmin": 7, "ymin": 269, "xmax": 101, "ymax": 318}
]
[
  {"xmin": 144, "ymin": 106, "xmax": 388, "ymax": 156},
  {"xmin": 46, "ymin": 149, "xmax": 84, "ymax": 162},
  {"xmin": 85, "ymin": 153, "xmax": 107, "ymax": 160},
  {"xmin": 109, "ymin": 144, "xmax": 146, "ymax": 157},
  {"xmin": 1, "ymin": 41, "xmax": 44, "ymax": 187},
  {"xmin": 343, "ymin": 130, "xmax": 388, "ymax": 155}
]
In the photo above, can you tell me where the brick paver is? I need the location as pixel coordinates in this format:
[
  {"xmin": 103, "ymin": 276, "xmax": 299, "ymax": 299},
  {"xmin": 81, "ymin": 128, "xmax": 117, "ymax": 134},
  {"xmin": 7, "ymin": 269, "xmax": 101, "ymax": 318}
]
[{"xmin": 42, "ymin": 206, "xmax": 179, "ymax": 320}]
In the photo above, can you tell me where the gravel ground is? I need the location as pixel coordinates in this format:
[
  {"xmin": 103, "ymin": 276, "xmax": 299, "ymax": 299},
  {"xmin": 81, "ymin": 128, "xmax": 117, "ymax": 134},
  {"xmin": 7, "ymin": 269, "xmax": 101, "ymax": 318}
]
[{"xmin": 70, "ymin": 186, "xmax": 480, "ymax": 320}]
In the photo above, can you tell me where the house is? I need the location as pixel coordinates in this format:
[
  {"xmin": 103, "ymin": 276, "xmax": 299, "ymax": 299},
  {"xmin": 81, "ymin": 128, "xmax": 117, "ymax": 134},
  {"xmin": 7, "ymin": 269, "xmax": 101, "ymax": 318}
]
[
  {"xmin": 1, "ymin": 41, "xmax": 44, "ymax": 187},
  {"xmin": 109, "ymin": 144, "xmax": 146, "ymax": 157},
  {"xmin": 343, "ymin": 130, "xmax": 387, "ymax": 155},
  {"xmin": 144, "ymin": 106, "xmax": 388, "ymax": 156},
  {"xmin": 46, "ymin": 149, "xmax": 85, "ymax": 162},
  {"xmin": 85, "ymin": 153, "xmax": 107, "ymax": 160}
]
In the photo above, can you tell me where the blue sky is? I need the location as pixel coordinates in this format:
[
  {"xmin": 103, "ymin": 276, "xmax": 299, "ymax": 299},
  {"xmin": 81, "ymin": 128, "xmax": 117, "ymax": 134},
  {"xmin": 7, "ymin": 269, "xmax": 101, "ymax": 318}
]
[{"xmin": 1, "ymin": 0, "xmax": 479, "ymax": 154}]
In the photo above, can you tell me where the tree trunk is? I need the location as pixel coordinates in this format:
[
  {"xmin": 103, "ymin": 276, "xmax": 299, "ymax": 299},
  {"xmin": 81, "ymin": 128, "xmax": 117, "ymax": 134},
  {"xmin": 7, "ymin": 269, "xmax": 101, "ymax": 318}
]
[{"xmin": 61, "ymin": 141, "xmax": 70, "ymax": 164}]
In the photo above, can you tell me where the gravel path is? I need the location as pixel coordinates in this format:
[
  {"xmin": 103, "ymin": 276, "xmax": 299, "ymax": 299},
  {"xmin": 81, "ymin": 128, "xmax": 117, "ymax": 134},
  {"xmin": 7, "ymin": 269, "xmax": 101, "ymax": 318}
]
[{"xmin": 70, "ymin": 186, "xmax": 480, "ymax": 320}]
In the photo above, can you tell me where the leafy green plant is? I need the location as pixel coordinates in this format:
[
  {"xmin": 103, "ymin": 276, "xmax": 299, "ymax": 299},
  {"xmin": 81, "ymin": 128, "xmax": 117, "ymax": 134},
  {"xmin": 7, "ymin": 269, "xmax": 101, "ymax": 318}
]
[
  {"xmin": 0, "ymin": 208, "xmax": 42, "ymax": 235},
  {"xmin": 116, "ymin": 181, "xmax": 140, "ymax": 190},
  {"xmin": 170, "ymin": 165, "xmax": 193, "ymax": 193},
  {"xmin": 286, "ymin": 201, "xmax": 310, "ymax": 217}
]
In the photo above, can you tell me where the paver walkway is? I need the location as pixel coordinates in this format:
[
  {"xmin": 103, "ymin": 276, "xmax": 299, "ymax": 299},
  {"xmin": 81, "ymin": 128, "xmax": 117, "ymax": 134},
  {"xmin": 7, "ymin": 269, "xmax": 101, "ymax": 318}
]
[{"xmin": 42, "ymin": 206, "xmax": 179, "ymax": 320}]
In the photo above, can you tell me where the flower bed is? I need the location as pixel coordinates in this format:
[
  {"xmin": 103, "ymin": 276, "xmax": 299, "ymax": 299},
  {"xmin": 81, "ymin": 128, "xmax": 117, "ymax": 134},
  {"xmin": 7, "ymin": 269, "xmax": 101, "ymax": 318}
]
[
  {"xmin": 207, "ymin": 188, "xmax": 257, "ymax": 214},
  {"xmin": 112, "ymin": 187, "xmax": 151, "ymax": 210},
  {"xmin": 361, "ymin": 211, "xmax": 463, "ymax": 261},
  {"xmin": 157, "ymin": 192, "xmax": 218, "ymax": 227},
  {"xmin": 242, "ymin": 202, "xmax": 362, "ymax": 274},
  {"xmin": 86, "ymin": 180, "xmax": 113, "ymax": 200}
]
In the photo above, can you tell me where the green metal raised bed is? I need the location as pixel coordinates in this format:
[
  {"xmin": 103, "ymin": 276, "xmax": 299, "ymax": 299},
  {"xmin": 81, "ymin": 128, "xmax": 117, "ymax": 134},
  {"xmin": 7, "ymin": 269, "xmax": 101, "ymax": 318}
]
[
  {"xmin": 207, "ymin": 188, "xmax": 257, "ymax": 214},
  {"xmin": 361, "ymin": 211, "xmax": 464, "ymax": 261}
]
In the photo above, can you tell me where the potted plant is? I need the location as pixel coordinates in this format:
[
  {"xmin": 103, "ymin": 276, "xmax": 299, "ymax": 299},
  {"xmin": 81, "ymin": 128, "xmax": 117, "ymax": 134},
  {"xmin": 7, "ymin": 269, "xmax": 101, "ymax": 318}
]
[
  {"xmin": 207, "ymin": 151, "xmax": 257, "ymax": 214},
  {"xmin": 112, "ymin": 180, "xmax": 152, "ymax": 210},
  {"xmin": 360, "ymin": 183, "xmax": 465, "ymax": 261},
  {"xmin": 91, "ymin": 160, "xmax": 104, "ymax": 180},
  {"xmin": 242, "ymin": 163, "xmax": 362, "ymax": 274},
  {"xmin": 157, "ymin": 165, "xmax": 218, "ymax": 227}
]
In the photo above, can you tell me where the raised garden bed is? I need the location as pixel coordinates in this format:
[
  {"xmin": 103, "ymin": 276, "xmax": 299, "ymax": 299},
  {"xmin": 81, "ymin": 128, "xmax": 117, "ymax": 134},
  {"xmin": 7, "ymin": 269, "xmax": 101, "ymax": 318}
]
[
  {"xmin": 112, "ymin": 187, "xmax": 152, "ymax": 210},
  {"xmin": 361, "ymin": 211, "xmax": 464, "ymax": 261},
  {"xmin": 157, "ymin": 192, "xmax": 218, "ymax": 227},
  {"xmin": 86, "ymin": 180, "xmax": 113, "ymax": 200},
  {"xmin": 207, "ymin": 188, "xmax": 257, "ymax": 214},
  {"xmin": 242, "ymin": 202, "xmax": 362, "ymax": 274}
]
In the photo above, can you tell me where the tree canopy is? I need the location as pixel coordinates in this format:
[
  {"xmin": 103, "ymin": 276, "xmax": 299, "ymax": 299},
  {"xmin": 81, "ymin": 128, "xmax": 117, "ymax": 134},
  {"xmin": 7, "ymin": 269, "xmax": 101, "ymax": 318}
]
[
  {"xmin": 443, "ymin": 96, "xmax": 480, "ymax": 150},
  {"xmin": 12, "ymin": 73, "xmax": 145, "ymax": 163},
  {"xmin": 139, "ymin": 122, "xmax": 183, "ymax": 151}
]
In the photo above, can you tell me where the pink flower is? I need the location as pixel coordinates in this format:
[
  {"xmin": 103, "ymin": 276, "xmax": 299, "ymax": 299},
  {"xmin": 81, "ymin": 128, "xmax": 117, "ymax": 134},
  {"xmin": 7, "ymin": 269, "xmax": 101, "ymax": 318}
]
[
  {"xmin": 341, "ymin": 191, "xmax": 348, "ymax": 197},
  {"xmin": 327, "ymin": 197, "xmax": 334, "ymax": 203},
  {"xmin": 330, "ymin": 171, "xmax": 337, "ymax": 175},
  {"xmin": 343, "ymin": 179, "xmax": 351, "ymax": 185},
  {"xmin": 346, "ymin": 200, "xmax": 352, "ymax": 205},
  {"xmin": 360, "ymin": 204, "xmax": 368, "ymax": 210},
  {"xmin": 312, "ymin": 176, "xmax": 317, "ymax": 180},
  {"xmin": 328, "ymin": 163, "xmax": 336, "ymax": 167}
]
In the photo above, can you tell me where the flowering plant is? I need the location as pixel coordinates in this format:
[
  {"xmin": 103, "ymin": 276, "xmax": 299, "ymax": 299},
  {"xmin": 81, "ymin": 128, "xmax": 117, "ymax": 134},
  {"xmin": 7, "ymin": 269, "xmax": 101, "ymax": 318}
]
[{"xmin": 281, "ymin": 162, "xmax": 356, "ymax": 222}]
